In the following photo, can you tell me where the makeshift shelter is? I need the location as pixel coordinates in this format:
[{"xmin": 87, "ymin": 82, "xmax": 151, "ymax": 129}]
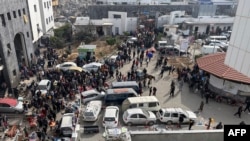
[
  {"xmin": 78, "ymin": 42, "xmax": 96, "ymax": 60},
  {"xmin": 196, "ymin": 53, "xmax": 250, "ymax": 97}
]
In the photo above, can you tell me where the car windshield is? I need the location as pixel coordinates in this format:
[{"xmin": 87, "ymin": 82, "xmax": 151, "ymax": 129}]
[
  {"xmin": 104, "ymin": 117, "xmax": 115, "ymax": 121},
  {"xmin": 159, "ymin": 109, "xmax": 163, "ymax": 116},
  {"xmin": 38, "ymin": 85, "xmax": 47, "ymax": 90},
  {"xmin": 142, "ymin": 110, "xmax": 149, "ymax": 117},
  {"xmin": 84, "ymin": 112, "xmax": 94, "ymax": 117}
]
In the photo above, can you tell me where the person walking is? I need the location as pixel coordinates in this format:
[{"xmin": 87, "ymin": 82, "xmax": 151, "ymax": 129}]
[
  {"xmin": 199, "ymin": 101, "xmax": 204, "ymax": 112},
  {"xmin": 189, "ymin": 119, "xmax": 194, "ymax": 130},
  {"xmin": 178, "ymin": 115, "xmax": 184, "ymax": 128},
  {"xmin": 149, "ymin": 87, "xmax": 152, "ymax": 96},
  {"xmin": 170, "ymin": 81, "xmax": 175, "ymax": 97},
  {"xmin": 153, "ymin": 87, "xmax": 157, "ymax": 96},
  {"xmin": 178, "ymin": 78, "xmax": 184, "ymax": 92},
  {"xmin": 234, "ymin": 105, "xmax": 243, "ymax": 118},
  {"xmin": 244, "ymin": 99, "xmax": 250, "ymax": 113},
  {"xmin": 206, "ymin": 118, "xmax": 212, "ymax": 130}
]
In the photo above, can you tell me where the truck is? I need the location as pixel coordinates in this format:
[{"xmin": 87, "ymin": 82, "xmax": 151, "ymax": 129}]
[{"xmin": 201, "ymin": 45, "xmax": 224, "ymax": 55}]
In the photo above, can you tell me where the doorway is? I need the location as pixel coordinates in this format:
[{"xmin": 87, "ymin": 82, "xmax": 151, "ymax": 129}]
[{"xmin": 14, "ymin": 33, "xmax": 28, "ymax": 69}]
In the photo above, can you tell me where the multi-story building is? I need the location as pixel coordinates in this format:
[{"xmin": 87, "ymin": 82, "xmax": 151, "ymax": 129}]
[
  {"xmin": 38, "ymin": 0, "xmax": 54, "ymax": 35},
  {"xmin": 0, "ymin": 0, "xmax": 34, "ymax": 90},
  {"xmin": 96, "ymin": 0, "xmax": 187, "ymax": 5},
  {"xmin": 27, "ymin": 0, "xmax": 43, "ymax": 47},
  {"xmin": 225, "ymin": 0, "xmax": 250, "ymax": 77}
]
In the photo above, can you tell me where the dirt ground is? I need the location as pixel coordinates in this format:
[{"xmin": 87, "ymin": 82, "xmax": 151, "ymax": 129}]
[{"xmin": 168, "ymin": 57, "xmax": 193, "ymax": 69}]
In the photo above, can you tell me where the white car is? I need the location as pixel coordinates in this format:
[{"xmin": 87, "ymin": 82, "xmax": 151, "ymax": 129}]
[
  {"xmin": 83, "ymin": 100, "xmax": 102, "ymax": 121},
  {"xmin": 103, "ymin": 106, "xmax": 119, "ymax": 128},
  {"xmin": 35, "ymin": 79, "xmax": 51, "ymax": 96},
  {"xmin": 156, "ymin": 108, "xmax": 197, "ymax": 125},
  {"xmin": 56, "ymin": 62, "xmax": 77, "ymax": 71},
  {"xmin": 82, "ymin": 62, "xmax": 103, "ymax": 72},
  {"xmin": 123, "ymin": 108, "xmax": 156, "ymax": 126},
  {"xmin": 81, "ymin": 89, "xmax": 106, "ymax": 105}
]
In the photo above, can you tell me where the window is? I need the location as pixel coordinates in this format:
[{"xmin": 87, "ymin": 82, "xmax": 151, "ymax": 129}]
[
  {"xmin": 46, "ymin": 18, "xmax": 48, "ymax": 24},
  {"xmin": 130, "ymin": 114, "xmax": 137, "ymax": 118},
  {"xmin": 138, "ymin": 114, "xmax": 146, "ymax": 118},
  {"xmin": 7, "ymin": 12, "xmax": 11, "ymax": 20},
  {"xmin": 148, "ymin": 102, "xmax": 156, "ymax": 107},
  {"xmin": 47, "ymin": 2, "xmax": 49, "ymax": 8},
  {"xmin": 180, "ymin": 114, "xmax": 187, "ymax": 118},
  {"xmin": 44, "ymin": 2, "xmax": 46, "ymax": 8},
  {"xmin": 0, "ymin": 14, "xmax": 6, "ymax": 26},
  {"xmin": 139, "ymin": 103, "xmax": 143, "ymax": 107},
  {"xmin": 23, "ymin": 8, "xmax": 26, "ymax": 15},
  {"xmin": 49, "ymin": 17, "xmax": 50, "ymax": 22},
  {"xmin": 13, "ymin": 11, "xmax": 16, "ymax": 18},
  {"xmin": 164, "ymin": 113, "xmax": 171, "ymax": 117},
  {"xmin": 129, "ymin": 104, "xmax": 137, "ymax": 108},
  {"xmin": 113, "ymin": 14, "xmax": 121, "ymax": 18},
  {"xmin": 51, "ymin": 16, "xmax": 53, "ymax": 21},
  {"xmin": 18, "ymin": 9, "xmax": 21, "ymax": 16},
  {"xmin": 26, "ymin": 32, "xmax": 29, "ymax": 38},
  {"xmin": 34, "ymin": 5, "xmax": 37, "ymax": 12},
  {"xmin": 172, "ymin": 113, "xmax": 179, "ymax": 118},
  {"xmin": 13, "ymin": 69, "xmax": 17, "ymax": 76},
  {"xmin": 7, "ymin": 43, "xmax": 11, "ymax": 56}
]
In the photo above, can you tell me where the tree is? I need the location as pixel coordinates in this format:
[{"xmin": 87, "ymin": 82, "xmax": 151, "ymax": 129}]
[
  {"xmin": 50, "ymin": 36, "xmax": 64, "ymax": 49},
  {"xmin": 54, "ymin": 23, "xmax": 72, "ymax": 42}
]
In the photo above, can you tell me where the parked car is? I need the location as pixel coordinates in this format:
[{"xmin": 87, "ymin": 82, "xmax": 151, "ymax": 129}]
[
  {"xmin": 156, "ymin": 108, "xmax": 197, "ymax": 125},
  {"xmin": 0, "ymin": 98, "xmax": 24, "ymax": 113},
  {"xmin": 103, "ymin": 106, "xmax": 119, "ymax": 128},
  {"xmin": 83, "ymin": 100, "xmax": 102, "ymax": 121},
  {"xmin": 82, "ymin": 62, "xmax": 103, "ymax": 72},
  {"xmin": 55, "ymin": 62, "xmax": 77, "ymax": 71},
  {"xmin": 123, "ymin": 108, "xmax": 157, "ymax": 126},
  {"xmin": 81, "ymin": 89, "xmax": 105, "ymax": 104},
  {"xmin": 35, "ymin": 79, "xmax": 51, "ymax": 96}
]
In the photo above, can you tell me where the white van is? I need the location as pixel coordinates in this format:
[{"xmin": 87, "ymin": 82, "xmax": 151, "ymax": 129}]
[
  {"xmin": 59, "ymin": 113, "xmax": 75, "ymax": 137},
  {"xmin": 121, "ymin": 96, "xmax": 160, "ymax": 112},
  {"xmin": 207, "ymin": 36, "xmax": 228, "ymax": 43},
  {"xmin": 83, "ymin": 100, "xmax": 102, "ymax": 121},
  {"xmin": 201, "ymin": 45, "xmax": 224, "ymax": 55},
  {"xmin": 158, "ymin": 41, "xmax": 168, "ymax": 50}
]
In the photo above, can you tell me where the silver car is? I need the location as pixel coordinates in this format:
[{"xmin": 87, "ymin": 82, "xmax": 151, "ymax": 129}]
[
  {"xmin": 0, "ymin": 98, "xmax": 24, "ymax": 113},
  {"xmin": 82, "ymin": 62, "xmax": 103, "ymax": 72},
  {"xmin": 81, "ymin": 89, "xmax": 105, "ymax": 104},
  {"xmin": 123, "ymin": 108, "xmax": 156, "ymax": 126}
]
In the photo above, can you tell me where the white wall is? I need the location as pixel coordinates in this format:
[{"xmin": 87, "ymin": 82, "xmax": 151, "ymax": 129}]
[
  {"xmin": 108, "ymin": 11, "xmax": 127, "ymax": 34},
  {"xmin": 27, "ymin": 0, "xmax": 43, "ymax": 43},
  {"xmin": 126, "ymin": 17, "xmax": 137, "ymax": 32},
  {"xmin": 224, "ymin": 0, "xmax": 250, "ymax": 77},
  {"xmin": 39, "ymin": 0, "xmax": 54, "ymax": 34}
]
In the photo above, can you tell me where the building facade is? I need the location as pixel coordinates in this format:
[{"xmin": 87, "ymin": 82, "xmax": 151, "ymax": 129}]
[
  {"xmin": 39, "ymin": 0, "xmax": 54, "ymax": 34},
  {"xmin": 225, "ymin": 0, "xmax": 250, "ymax": 77},
  {"xmin": 0, "ymin": 0, "xmax": 34, "ymax": 89},
  {"xmin": 27, "ymin": 0, "xmax": 43, "ymax": 45}
]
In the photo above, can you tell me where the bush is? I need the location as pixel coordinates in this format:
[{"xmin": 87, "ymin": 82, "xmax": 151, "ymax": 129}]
[
  {"xmin": 106, "ymin": 38, "xmax": 116, "ymax": 46},
  {"xmin": 50, "ymin": 36, "xmax": 64, "ymax": 49}
]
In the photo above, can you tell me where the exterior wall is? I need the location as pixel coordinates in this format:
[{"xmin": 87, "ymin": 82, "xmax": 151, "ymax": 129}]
[
  {"xmin": 189, "ymin": 23, "xmax": 233, "ymax": 34},
  {"xmin": 108, "ymin": 11, "xmax": 127, "ymax": 35},
  {"xmin": 0, "ymin": 0, "xmax": 34, "ymax": 88},
  {"xmin": 224, "ymin": 0, "xmax": 250, "ymax": 77},
  {"xmin": 130, "ymin": 130, "xmax": 223, "ymax": 141},
  {"xmin": 96, "ymin": 0, "xmax": 186, "ymax": 5},
  {"xmin": 27, "ymin": 0, "xmax": 43, "ymax": 43},
  {"xmin": 39, "ymin": 0, "xmax": 54, "ymax": 34},
  {"xmin": 126, "ymin": 17, "xmax": 137, "ymax": 32}
]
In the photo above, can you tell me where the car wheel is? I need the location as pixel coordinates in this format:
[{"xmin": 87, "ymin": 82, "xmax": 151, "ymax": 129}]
[
  {"xmin": 148, "ymin": 121, "xmax": 154, "ymax": 126},
  {"xmin": 166, "ymin": 121, "xmax": 173, "ymax": 125},
  {"xmin": 127, "ymin": 122, "xmax": 132, "ymax": 126}
]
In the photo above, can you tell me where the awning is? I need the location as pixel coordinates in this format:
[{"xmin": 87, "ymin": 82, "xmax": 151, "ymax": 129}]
[{"xmin": 102, "ymin": 23, "xmax": 113, "ymax": 26}]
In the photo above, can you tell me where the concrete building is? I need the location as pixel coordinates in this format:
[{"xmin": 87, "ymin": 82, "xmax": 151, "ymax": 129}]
[
  {"xmin": 74, "ymin": 11, "xmax": 137, "ymax": 36},
  {"xmin": 0, "ymin": 0, "xmax": 34, "ymax": 89},
  {"xmin": 27, "ymin": 0, "xmax": 43, "ymax": 47},
  {"xmin": 225, "ymin": 0, "xmax": 250, "ymax": 77},
  {"xmin": 38, "ymin": 0, "xmax": 54, "ymax": 35}
]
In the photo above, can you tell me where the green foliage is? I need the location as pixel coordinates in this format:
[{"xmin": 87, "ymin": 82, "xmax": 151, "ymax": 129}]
[
  {"xmin": 106, "ymin": 38, "xmax": 116, "ymax": 46},
  {"xmin": 50, "ymin": 36, "xmax": 64, "ymax": 49},
  {"xmin": 74, "ymin": 31, "xmax": 94, "ymax": 44},
  {"xmin": 123, "ymin": 31, "xmax": 130, "ymax": 36},
  {"xmin": 54, "ymin": 23, "xmax": 72, "ymax": 42}
]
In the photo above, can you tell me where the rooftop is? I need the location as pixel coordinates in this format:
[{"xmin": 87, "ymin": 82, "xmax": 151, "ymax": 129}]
[{"xmin": 196, "ymin": 53, "xmax": 250, "ymax": 84}]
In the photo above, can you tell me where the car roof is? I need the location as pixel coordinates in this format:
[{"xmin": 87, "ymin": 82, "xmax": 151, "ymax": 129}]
[
  {"xmin": 161, "ymin": 108, "xmax": 185, "ymax": 113},
  {"xmin": 0, "ymin": 98, "xmax": 18, "ymax": 106},
  {"xmin": 127, "ymin": 96, "xmax": 159, "ymax": 103},
  {"xmin": 62, "ymin": 62, "xmax": 76, "ymax": 65},
  {"xmin": 106, "ymin": 88, "xmax": 137, "ymax": 95},
  {"xmin": 111, "ymin": 81, "xmax": 138, "ymax": 87},
  {"xmin": 85, "ymin": 62, "xmax": 102, "ymax": 66},
  {"xmin": 126, "ymin": 108, "xmax": 144, "ymax": 115},
  {"xmin": 105, "ymin": 106, "xmax": 119, "ymax": 117},
  {"xmin": 38, "ymin": 79, "xmax": 50, "ymax": 85},
  {"xmin": 81, "ymin": 89, "xmax": 100, "ymax": 96},
  {"xmin": 85, "ymin": 101, "xmax": 102, "ymax": 112}
]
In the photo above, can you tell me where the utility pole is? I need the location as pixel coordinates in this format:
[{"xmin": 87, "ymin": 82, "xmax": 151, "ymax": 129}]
[{"xmin": 137, "ymin": 0, "xmax": 141, "ymax": 29}]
